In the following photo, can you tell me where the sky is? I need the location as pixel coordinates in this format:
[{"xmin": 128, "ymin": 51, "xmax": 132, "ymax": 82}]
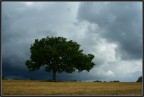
[{"xmin": 2, "ymin": 1, "xmax": 142, "ymax": 82}]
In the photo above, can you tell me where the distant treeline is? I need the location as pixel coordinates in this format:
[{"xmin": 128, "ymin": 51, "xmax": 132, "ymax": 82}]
[
  {"xmin": 2, "ymin": 75, "xmax": 142, "ymax": 82},
  {"xmin": 93, "ymin": 80, "xmax": 120, "ymax": 82}
]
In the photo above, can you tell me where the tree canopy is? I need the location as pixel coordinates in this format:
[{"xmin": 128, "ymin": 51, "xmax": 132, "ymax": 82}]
[{"xmin": 25, "ymin": 36, "xmax": 95, "ymax": 81}]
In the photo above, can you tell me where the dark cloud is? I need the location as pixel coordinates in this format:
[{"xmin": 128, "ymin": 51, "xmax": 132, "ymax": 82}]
[
  {"xmin": 2, "ymin": 59, "xmax": 87, "ymax": 81},
  {"xmin": 2, "ymin": 2, "xmax": 87, "ymax": 81},
  {"xmin": 77, "ymin": 2, "xmax": 142, "ymax": 60}
]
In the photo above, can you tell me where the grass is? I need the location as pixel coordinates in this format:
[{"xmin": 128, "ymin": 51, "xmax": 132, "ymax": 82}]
[{"xmin": 2, "ymin": 80, "xmax": 142, "ymax": 95}]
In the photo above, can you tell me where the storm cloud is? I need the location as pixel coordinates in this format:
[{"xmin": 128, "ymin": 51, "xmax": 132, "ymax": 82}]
[
  {"xmin": 2, "ymin": 2, "xmax": 142, "ymax": 82},
  {"xmin": 77, "ymin": 2, "xmax": 142, "ymax": 60}
]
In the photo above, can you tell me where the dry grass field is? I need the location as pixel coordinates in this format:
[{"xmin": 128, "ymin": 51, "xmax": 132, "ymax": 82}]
[{"xmin": 2, "ymin": 80, "xmax": 142, "ymax": 95}]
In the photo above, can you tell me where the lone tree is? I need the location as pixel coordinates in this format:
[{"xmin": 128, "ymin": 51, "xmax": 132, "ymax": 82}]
[{"xmin": 25, "ymin": 36, "xmax": 95, "ymax": 81}]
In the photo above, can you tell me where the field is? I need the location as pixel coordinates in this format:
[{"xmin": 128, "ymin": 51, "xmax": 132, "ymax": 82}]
[{"xmin": 2, "ymin": 80, "xmax": 142, "ymax": 95}]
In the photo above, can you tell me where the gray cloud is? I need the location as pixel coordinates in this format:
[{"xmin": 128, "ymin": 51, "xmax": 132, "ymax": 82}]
[
  {"xmin": 2, "ymin": 2, "xmax": 142, "ymax": 82},
  {"xmin": 78, "ymin": 2, "xmax": 142, "ymax": 60}
]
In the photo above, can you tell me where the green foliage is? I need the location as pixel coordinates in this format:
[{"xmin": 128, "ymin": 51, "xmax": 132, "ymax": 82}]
[
  {"xmin": 136, "ymin": 76, "xmax": 142, "ymax": 82},
  {"xmin": 25, "ymin": 36, "xmax": 95, "ymax": 81}
]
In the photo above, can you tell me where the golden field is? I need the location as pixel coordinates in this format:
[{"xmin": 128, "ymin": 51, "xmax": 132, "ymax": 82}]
[{"xmin": 2, "ymin": 80, "xmax": 142, "ymax": 95}]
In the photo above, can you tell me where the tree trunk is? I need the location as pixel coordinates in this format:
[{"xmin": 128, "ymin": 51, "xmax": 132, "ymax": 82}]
[
  {"xmin": 52, "ymin": 64, "xmax": 57, "ymax": 81},
  {"xmin": 52, "ymin": 70, "xmax": 56, "ymax": 81}
]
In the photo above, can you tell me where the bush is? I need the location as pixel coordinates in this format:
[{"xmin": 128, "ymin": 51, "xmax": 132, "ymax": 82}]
[
  {"xmin": 113, "ymin": 80, "xmax": 120, "ymax": 82},
  {"xmin": 2, "ymin": 76, "xmax": 7, "ymax": 80}
]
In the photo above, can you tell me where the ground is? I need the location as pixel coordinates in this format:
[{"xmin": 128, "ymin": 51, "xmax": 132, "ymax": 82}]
[{"xmin": 2, "ymin": 80, "xmax": 142, "ymax": 95}]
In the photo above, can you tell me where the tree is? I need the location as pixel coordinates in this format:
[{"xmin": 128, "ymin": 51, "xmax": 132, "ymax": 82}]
[
  {"xmin": 93, "ymin": 80, "xmax": 101, "ymax": 82},
  {"xmin": 109, "ymin": 80, "xmax": 120, "ymax": 82},
  {"xmin": 112, "ymin": 80, "xmax": 120, "ymax": 82},
  {"xmin": 25, "ymin": 36, "xmax": 95, "ymax": 81},
  {"xmin": 136, "ymin": 76, "xmax": 142, "ymax": 82}
]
